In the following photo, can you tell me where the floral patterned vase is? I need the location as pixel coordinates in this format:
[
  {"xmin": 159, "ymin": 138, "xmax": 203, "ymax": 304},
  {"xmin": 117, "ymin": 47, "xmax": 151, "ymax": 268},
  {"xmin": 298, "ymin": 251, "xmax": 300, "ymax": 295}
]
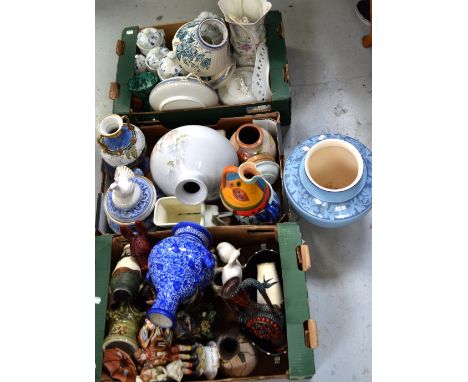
[
  {"xmin": 147, "ymin": 222, "xmax": 215, "ymax": 328},
  {"xmin": 97, "ymin": 115, "xmax": 147, "ymax": 174},
  {"xmin": 220, "ymin": 162, "xmax": 280, "ymax": 224},
  {"xmin": 172, "ymin": 18, "xmax": 231, "ymax": 77},
  {"xmin": 103, "ymin": 303, "xmax": 145, "ymax": 356}
]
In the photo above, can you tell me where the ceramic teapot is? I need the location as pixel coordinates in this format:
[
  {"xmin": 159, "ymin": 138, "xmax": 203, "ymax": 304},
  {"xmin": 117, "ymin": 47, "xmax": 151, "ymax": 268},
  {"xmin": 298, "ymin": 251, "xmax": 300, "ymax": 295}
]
[
  {"xmin": 172, "ymin": 18, "xmax": 231, "ymax": 77},
  {"xmin": 146, "ymin": 222, "xmax": 215, "ymax": 328},
  {"xmin": 220, "ymin": 162, "xmax": 280, "ymax": 224},
  {"xmin": 96, "ymin": 115, "xmax": 147, "ymax": 174}
]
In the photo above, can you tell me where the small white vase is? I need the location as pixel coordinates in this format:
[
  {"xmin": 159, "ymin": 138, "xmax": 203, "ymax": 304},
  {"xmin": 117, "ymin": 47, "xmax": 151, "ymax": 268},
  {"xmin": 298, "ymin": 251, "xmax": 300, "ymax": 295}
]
[
  {"xmin": 256, "ymin": 262, "xmax": 283, "ymax": 306},
  {"xmin": 222, "ymin": 249, "xmax": 243, "ymax": 284}
]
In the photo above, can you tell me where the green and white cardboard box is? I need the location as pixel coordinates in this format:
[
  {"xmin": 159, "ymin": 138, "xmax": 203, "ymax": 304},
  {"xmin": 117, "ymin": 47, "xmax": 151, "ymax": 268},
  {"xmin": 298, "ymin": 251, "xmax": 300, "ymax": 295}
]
[{"xmin": 95, "ymin": 223, "xmax": 317, "ymax": 382}]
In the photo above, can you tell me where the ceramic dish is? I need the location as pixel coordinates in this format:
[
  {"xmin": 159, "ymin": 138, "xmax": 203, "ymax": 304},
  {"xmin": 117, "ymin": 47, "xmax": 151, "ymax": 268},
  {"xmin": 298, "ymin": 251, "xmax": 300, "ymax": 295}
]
[
  {"xmin": 149, "ymin": 76, "xmax": 219, "ymax": 111},
  {"xmin": 246, "ymin": 153, "xmax": 280, "ymax": 184},
  {"xmin": 218, "ymin": 67, "xmax": 257, "ymax": 105},
  {"xmin": 252, "ymin": 42, "xmax": 272, "ymax": 102},
  {"xmin": 284, "ymin": 134, "xmax": 372, "ymax": 228}
]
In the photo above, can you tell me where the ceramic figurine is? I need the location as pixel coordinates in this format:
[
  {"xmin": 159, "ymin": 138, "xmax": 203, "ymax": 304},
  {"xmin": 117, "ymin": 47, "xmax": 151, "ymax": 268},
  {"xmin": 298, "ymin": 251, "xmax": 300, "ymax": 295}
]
[
  {"xmin": 139, "ymin": 366, "xmax": 167, "ymax": 382},
  {"xmin": 102, "ymin": 303, "xmax": 145, "ymax": 355},
  {"xmin": 104, "ymin": 166, "xmax": 157, "ymax": 234},
  {"xmin": 218, "ymin": 0, "xmax": 271, "ymax": 65},
  {"xmin": 110, "ymin": 244, "xmax": 142, "ymax": 302},
  {"xmin": 147, "ymin": 222, "xmax": 215, "ymax": 328},
  {"xmin": 145, "ymin": 47, "xmax": 169, "ymax": 73},
  {"xmin": 284, "ymin": 134, "xmax": 372, "ymax": 228},
  {"xmin": 172, "ymin": 18, "xmax": 231, "ymax": 77},
  {"xmin": 157, "ymin": 51, "xmax": 186, "ymax": 80},
  {"xmin": 135, "ymin": 54, "xmax": 147, "ymax": 74},
  {"xmin": 216, "ymin": 241, "xmax": 237, "ymax": 264},
  {"xmin": 220, "ymin": 277, "xmax": 287, "ymax": 355},
  {"xmin": 149, "ymin": 125, "xmax": 238, "ymax": 205},
  {"xmin": 220, "ymin": 162, "xmax": 280, "ymax": 224},
  {"xmin": 137, "ymin": 27, "xmax": 166, "ymax": 55},
  {"xmin": 96, "ymin": 115, "xmax": 147, "ymax": 172},
  {"xmin": 246, "ymin": 154, "xmax": 280, "ymax": 184},
  {"xmin": 103, "ymin": 348, "xmax": 137, "ymax": 382},
  {"xmin": 218, "ymin": 66, "xmax": 256, "ymax": 104},
  {"xmin": 217, "ymin": 327, "xmax": 258, "ymax": 377},
  {"xmin": 120, "ymin": 220, "xmax": 152, "ymax": 272},
  {"xmin": 221, "ymin": 249, "xmax": 243, "ymax": 284},
  {"xmin": 230, "ymin": 123, "xmax": 276, "ymax": 162}
]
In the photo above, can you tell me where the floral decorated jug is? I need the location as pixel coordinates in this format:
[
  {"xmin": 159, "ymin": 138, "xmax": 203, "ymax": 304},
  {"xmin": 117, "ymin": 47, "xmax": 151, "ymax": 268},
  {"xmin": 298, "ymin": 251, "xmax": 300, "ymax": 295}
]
[
  {"xmin": 220, "ymin": 162, "xmax": 280, "ymax": 224},
  {"xmin": 218, "ymin": 0, "xmax": 271, "ymax": 65},
  {"xmin": 147, "ymin": 222, "xmax": 215, "ymax": 329},
  {"xmin": 172, "ymin": 17, "xmax": 231, "ymax": 77},
  {"xmin": 97, "ymin": 114, "xmax": 147, "ymax": 174}
]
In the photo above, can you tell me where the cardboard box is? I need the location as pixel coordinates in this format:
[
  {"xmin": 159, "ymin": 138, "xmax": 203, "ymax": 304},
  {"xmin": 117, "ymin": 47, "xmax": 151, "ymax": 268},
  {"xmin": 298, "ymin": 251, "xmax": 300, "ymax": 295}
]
[
  {"xmin": 95, "ymin": 223, "xmax": 317, "ymax": 382},
  {"xmin": 96, "ymin": 112, "xmax": 289, "ymax": 235},
  {"xmin": 109, "ymin": 11, "xmax": 291, "ymax": 128}
]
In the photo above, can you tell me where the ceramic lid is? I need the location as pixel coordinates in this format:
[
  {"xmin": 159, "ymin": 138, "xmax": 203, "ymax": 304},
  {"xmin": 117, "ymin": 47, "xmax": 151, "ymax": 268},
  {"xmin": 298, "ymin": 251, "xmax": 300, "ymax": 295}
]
[
  {"xmin": 104, "ymin": 175, "xmax": 156, "ymax": 224},
  {"xmin": 218, "ymin": 67, "xmax": 256, "ymax": 105},
  {"xmin": 284, "ymin": 134, "xmax": 372, "ymax": 227}
]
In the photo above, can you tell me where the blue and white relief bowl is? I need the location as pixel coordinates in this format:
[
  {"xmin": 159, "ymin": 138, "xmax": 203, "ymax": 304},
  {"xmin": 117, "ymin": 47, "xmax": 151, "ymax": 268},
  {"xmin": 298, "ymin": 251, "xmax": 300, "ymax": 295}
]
[{"xmin": 284, "ymin": 134, "xmax": 372, "ymax": 228}]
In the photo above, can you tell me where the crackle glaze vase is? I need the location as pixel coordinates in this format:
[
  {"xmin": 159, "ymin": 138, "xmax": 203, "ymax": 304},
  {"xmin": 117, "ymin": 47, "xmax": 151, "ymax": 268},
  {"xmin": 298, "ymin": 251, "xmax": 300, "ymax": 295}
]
[
  {"xmin": 97, "ymin": 114, "xmax": 147, "ymax": 173},
  {"xmin": 147, "ymin": 222, "xmax": 215, "ymax": 329},
  {"xmin": 220, "ymin": 162, "xmax": 280, "ymax": 224},
  {"xmin": 284, "ymin": 134, "xmax": 372, "ymax": 228},
  {"xmin": 149, "ymin": 125, "xmax": 238, "ymax": 205},
  {"xmin": 172, "ymin": 18, "xmax": 231, "ymax": 77}
]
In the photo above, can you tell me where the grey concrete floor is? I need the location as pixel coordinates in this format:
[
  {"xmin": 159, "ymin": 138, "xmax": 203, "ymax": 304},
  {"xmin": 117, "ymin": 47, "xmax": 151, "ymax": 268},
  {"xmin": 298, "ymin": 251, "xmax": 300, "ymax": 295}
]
[{"xmin": 95, "ymin": 1, "xmax": 372, "ymax": 381}]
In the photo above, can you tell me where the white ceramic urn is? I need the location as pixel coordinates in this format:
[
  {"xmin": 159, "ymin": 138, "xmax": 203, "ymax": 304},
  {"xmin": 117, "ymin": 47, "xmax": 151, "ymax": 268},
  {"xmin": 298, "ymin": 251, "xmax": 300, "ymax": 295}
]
[{"xmin": 150, "ymin": 125, "xmax": 238, "ymax": 205}]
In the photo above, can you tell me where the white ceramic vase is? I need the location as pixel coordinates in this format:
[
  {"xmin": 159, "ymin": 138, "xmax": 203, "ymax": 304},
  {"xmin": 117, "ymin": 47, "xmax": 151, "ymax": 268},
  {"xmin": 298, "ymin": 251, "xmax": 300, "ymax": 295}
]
[
  {"xmin": 218, "ymin": 0, "xmax": 271, "ymax": 63},
  {"xmin": 256, "ymin": 262, "xmax": 283, "ymax": 306},
  {"xmin": 149, "ymin": 125, "xmax": 238, "ymax": 205},
  {"xmin": 172, "ymin": 18, "xmax": 231, "ymax": 77}
]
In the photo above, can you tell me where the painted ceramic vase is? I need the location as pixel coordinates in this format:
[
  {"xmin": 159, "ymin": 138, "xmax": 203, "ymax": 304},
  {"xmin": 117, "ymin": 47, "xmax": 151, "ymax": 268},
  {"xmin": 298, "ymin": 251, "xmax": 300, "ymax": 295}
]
[
  {"xmin": 218, "ymin": 0, "xmax": 271, "ymax": 64},
  {"xmin": 110, "ymin": 244, "xmax": 142, "ymax": 302},
  {"xmin": 104, "ymin": 166, "xmax": 157, "ymax": 234},
  {"xmin": 103, "ymin": 303, "xmax": 145, "ymax": 355},
  {"xmin": 147, "ymin": 222, "xmax": 215, "ymax": 328},
  {"xmin": 157, "ymin": 51, "xmax": 186, "ymax": 80},
  {"xmin": 97, "ymin": 115, "xmax": 147, "ymax": 172},
  {"xmin": 220, "ymin": 162, "xmax": 280, "ymax": 224},
  {"xmin": 230, "ymin": 123, "xmax": 276, "ymax": 162},
  {"xmin": 149, "ymin": 125, "xmax": 238, "ymax": 205},
  {"xmin": 172, "ymin": 18, "xmax": 231, "ymax": 77},
  {"xmin": 284, "ymin": 134, "xmax": 372, "ymax": 228},
  {"xmin": 217, "ymin": 327, "xmax": 258, "ymax": 377}
]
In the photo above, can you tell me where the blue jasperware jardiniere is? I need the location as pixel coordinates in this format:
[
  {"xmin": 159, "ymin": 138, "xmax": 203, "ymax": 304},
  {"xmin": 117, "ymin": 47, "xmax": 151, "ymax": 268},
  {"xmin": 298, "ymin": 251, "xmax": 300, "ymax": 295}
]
[
  {"xmin": 147, "ymin": 222, "xmax": 215, "ymax": 328},
  {"xmin": 284, "ymin": 134, "xmax": 372, "ymax": 228}
]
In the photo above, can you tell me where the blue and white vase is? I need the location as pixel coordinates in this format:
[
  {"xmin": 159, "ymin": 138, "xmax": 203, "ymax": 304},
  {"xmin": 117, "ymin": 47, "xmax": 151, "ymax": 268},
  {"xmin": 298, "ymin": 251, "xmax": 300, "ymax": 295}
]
[
  {"xmin": 172, "ymin": 18, "xmax": 231, "ymax": 77},
  {"xmin": 103, "ymin": 166, "xmax": 157, "ymax": 234},
  {"xmin": 284, "ymin": 134, "xmax": 372, "ymax": 228},
  {"xmin": 147, "ymin": 222, "xmax": 215, "ymax": 328},
  {"xmin": 97, "ymin": 114, "xmax": 147, "ymax": 174}
]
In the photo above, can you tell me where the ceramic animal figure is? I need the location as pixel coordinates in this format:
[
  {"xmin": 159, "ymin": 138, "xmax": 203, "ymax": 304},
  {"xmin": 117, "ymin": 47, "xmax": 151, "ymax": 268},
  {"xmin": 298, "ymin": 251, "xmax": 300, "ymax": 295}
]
[
  {"xmin": 222, "ymin": 249, "xmax": 243, "ymax": 284},
  {"xmin": 220, "ymin": 162, "xmax": 280, "ymax": 224},
  {"xmin": 216, "ymin": 241, "xmax": 237, "ymax": 264},
  {"xmin": 120, "ymin": 221, "xmax": 152, "ymax": 272}
]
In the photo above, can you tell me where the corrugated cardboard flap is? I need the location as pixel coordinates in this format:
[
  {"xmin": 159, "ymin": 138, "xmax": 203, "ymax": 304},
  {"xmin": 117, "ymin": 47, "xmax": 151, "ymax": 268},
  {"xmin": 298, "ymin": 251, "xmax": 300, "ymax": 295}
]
[{"xmin": 278, "ymin": 223, "xmax": 316, "ymax": 379}]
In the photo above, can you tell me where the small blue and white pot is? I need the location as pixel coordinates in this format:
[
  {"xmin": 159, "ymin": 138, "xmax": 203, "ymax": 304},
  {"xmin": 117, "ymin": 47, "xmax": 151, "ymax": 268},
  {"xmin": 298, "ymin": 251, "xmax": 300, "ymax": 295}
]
[
  {"xmin": 284, "ymin": 134, "xmax": 372, "ymax": 228},
  {"xmin": 146, "ymin": 222, "xmax": 215, "ymax": 328}
]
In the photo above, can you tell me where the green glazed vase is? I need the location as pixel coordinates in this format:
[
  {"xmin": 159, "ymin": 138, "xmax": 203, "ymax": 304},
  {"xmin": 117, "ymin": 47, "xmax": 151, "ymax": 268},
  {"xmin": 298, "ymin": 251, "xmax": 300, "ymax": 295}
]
[{"xmin": 102, "ymin": 303, "xmax": 145, "ymax": 355}]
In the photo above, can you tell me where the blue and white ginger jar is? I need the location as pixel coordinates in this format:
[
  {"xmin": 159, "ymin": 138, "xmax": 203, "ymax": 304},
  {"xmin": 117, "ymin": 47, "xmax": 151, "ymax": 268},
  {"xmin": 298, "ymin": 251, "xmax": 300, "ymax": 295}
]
[{"xmin": 147, "ymin": 222, "xmax": 215, "ymax": 328}]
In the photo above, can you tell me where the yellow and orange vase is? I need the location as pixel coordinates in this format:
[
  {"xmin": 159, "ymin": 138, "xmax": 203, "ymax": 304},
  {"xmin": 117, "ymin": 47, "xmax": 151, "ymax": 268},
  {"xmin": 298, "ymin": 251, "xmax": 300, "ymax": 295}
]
[{"xmin": 220, "ymin": 162, "xmax": 280, "ymax": 224}]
